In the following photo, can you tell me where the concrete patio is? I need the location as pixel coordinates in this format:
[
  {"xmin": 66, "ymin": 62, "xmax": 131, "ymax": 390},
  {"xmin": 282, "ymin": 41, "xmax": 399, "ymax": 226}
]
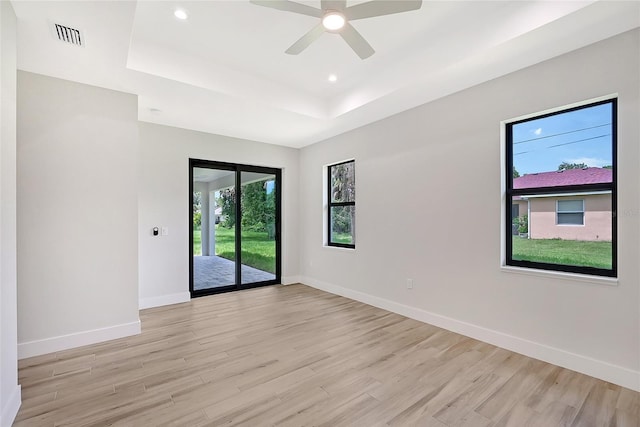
[{"xmin": 193, "ymin": 255, "xmax": 275, "ymax": 290}]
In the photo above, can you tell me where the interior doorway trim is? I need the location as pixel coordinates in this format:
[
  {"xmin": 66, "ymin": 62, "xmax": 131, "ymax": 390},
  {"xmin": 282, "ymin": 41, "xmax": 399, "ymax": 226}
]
[{"xmin": 189, "ymin": 159, "xmax": 282, "ymax": 297}]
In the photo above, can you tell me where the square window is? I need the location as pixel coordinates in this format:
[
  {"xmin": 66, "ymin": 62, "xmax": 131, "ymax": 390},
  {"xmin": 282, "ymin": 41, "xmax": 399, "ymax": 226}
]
[
  {"xmin": 330, "ymin": 205, "xmax": 354, "ymax": 245},
  {"xmin": 557, "ymin": 200, "xmax": 584, "ymax": 225}
]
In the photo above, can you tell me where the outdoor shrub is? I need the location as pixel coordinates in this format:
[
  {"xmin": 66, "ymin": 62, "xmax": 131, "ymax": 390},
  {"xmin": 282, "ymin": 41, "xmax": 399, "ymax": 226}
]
[
  {"xmin": 193, "ymin": 211, "xmax": 202, "ymax": 229},
  {"xmin": 517, "ymin": 215, "xmax": 528, "ymax": 234}
]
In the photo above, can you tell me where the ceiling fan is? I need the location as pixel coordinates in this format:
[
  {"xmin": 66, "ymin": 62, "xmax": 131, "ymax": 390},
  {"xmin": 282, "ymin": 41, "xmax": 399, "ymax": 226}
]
[{"xmin": 250, "ymin": 0, "xmax": 423, "ymax": 59}]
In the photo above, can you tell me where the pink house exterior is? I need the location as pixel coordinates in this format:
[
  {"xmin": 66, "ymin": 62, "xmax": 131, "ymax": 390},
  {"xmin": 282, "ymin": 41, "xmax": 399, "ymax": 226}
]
[{"xmin": 513, "ymin": 168, "xmax": 612, "ymax": 242}]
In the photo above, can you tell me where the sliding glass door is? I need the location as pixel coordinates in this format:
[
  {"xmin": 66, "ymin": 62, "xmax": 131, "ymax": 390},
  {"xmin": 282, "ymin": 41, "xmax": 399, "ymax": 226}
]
[
  {"xmin": 190, "ymin": 160, "xmax": 281, "ymax": 297},
  {"xmin": 192, "ymin": 166, "xmax": 237, "ymax": 292},
  {"xmin": 240, "ymin": 171, "xmax": 278, "ymax": 285}
]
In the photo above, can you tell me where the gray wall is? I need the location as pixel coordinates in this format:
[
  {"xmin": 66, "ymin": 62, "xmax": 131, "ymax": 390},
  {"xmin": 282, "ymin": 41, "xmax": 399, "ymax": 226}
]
[
  {"xmin": 17, "ymin": 72, "xmax": 140, "ymax": 356},
  {"xmin": 0, "ymin": 1, "xmax": 20, "ymax": 424},
  {"xmin": 298, "ymin": 29, "xmax": 640, "ymax": 389},
  {"xmin": 138, "ymin": 122, "xmax": 300, "ymax": 308}
]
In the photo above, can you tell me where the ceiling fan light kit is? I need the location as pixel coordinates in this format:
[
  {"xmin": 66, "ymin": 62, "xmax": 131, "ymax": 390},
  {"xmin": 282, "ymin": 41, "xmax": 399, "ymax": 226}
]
[
  {"xmin": 322, "ymin": 12, "xmax": 346, "ymax": 31},
  {"xmin": 250, "ymin": 0, "xmax": 423, "ymax": 60},
  {"xmin": 174, "ymin": 8, "xmax": 188, "ymax": 20}
]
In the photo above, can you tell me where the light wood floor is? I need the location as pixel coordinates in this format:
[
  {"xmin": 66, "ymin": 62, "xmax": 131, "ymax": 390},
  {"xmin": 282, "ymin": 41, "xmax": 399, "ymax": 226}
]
[{"xmin": 15, "ymin": 284, "xmax": 639, "ymax": 426}]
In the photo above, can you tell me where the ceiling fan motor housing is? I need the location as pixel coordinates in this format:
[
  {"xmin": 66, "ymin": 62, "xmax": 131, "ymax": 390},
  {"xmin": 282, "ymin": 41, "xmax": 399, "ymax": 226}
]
[{"xmin": 250, "ymin": 0, "xmax": 423, "ymax": 59}]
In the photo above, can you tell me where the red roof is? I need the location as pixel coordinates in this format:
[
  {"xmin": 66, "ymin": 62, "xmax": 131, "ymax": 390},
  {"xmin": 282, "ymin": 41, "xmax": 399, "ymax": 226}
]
[{"xmin": 514, "ymin": 167, "xmax": 612, "ymax": 189}]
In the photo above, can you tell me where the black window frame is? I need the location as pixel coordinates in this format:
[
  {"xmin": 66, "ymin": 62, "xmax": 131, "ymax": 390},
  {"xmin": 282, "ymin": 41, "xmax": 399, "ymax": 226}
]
[
  {"xmin": 505, "ymin": 98, "xmax": 617, "ymax": 277},
  {"xmin": 327, "ymin": 159, "xmax": 355, "ymax": 249}
]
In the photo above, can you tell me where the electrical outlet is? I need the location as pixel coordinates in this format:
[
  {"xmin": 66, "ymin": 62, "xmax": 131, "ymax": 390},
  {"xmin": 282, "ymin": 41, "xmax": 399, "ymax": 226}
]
[{"xmin": 406, "ymin": 278, "xmax": 413, "ymax": 289}]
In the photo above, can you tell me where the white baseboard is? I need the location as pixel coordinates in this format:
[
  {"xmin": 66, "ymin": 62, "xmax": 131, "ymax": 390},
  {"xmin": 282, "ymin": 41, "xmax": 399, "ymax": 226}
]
[
  {"xmin": 281, "ymin": 276, "xmax": 301, "ymax": 285},
  {"xmin": 18, "ymin": 320, "xmax": 141, "ymax": 360},
  {"xmin": 0, "ymin": 385, "xmax": 21, "ymax": 427},
  {"xmin": 139, "ymin": 292, "xmax": 190, "ymax": 309},
  {"xmin": 301, "ymin": 276, "xmax": 640, "ymax": 392}
]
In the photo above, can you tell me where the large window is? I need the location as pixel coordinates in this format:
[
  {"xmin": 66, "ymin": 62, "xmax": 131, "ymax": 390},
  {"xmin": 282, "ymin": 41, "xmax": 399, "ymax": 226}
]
[
  {"xmin": 505, "ymin": 98, "xmax": 616, "ymax": 277},
  {"xmin": 328, "ymin": 160, "xmax": 355, "ymax": 248}
]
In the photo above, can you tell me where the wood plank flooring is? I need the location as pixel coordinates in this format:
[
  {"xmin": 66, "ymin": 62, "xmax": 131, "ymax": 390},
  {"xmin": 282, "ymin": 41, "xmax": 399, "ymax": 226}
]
[{"xmin": 14, "ymin": 284, "xmax": 639, "ymax": 426}]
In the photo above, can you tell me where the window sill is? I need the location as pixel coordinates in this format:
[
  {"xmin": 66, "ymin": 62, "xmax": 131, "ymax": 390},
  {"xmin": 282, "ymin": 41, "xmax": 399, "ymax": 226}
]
[
  {"xmin": 500, "ymin": 265, "xmax": 618, "ymax": 286},
  {"xmin": 323, "ymin": 244, "xmax": 356, "ymax": 252}
]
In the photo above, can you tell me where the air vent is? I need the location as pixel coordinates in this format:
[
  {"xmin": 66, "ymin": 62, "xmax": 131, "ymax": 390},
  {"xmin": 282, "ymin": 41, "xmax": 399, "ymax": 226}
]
[{"xmin": 53, "ymin": 23, "xmax": 83, "ymax": 47}]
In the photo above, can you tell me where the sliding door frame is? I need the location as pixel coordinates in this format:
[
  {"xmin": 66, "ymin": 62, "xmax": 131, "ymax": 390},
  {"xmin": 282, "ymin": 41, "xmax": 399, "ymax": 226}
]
[{"xmin": 189, "ymin": 158, "xmax": 282, "ymax": 298}]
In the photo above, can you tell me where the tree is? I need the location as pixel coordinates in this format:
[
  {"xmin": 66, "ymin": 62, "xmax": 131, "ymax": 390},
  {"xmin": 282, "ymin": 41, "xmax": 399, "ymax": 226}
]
[
  {"xmin": 218, "ymin": 188, "xmax": 236, "ymax": 228},
  {"xmin": 265, "ymin": 185, "xmax": 276, "ymax": 239},
  {"xmin": 241, "ymin": 181, "xmax": 268, "ymax": 232},
  {"xmin": 193, "ymin": 211, "xmax": 202, "ymax": 229},
  {"xmin": 193, "ymin": 192, "xmax": 202, "ymax": 229},
  {"xmin": 513, "ymin": 167, "xmax": 520, "ymax": 178},
  {"xmin": 331, "ymin": 163, "xmax": 355, "ymax": 203},
  {"xmin": 193, "ymin": 192, "xmax": 201, "ymax": 212},
  {"xmin": 557, "ymin": 162, "xmax": 588, "ymax": 171},
  {"xmin": 330, "ymin": 162, "xmax": 356, "ymax": 241},
  {"xmin": 516, "ymin": 214, "xmax": 528, "ymax": 234},
  {"xmin": 217, "ymin": 180, "xmax": 276, "ymax": 235}
]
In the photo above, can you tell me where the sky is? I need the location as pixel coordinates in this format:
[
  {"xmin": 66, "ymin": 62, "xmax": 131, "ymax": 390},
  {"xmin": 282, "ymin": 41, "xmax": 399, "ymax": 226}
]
[{"xmin": 512, "ymin": 102, "xmax": 612, "ymax": 175}]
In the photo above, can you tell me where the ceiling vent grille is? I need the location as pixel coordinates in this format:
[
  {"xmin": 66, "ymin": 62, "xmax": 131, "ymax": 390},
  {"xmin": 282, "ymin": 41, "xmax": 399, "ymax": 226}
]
[{"xmin": 53, "ymin": 23, "xmax": 83, "ymax": 47}]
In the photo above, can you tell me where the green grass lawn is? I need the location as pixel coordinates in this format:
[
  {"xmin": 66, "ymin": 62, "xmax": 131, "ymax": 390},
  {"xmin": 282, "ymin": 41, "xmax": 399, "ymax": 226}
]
[
  {"xmin": 193, "ymin": 226, "xmax": 275, "ymax": 273},
  {"xmin": 512, "ymin": 236, "xmax": 612, "ymax": 269},
  {"xmin": 332, "ymin": 232, "xmax": 353, "ymax": 244},
  {"xmin": 193, "ymin": 228, "xmax": 202, "ymax": 256}
]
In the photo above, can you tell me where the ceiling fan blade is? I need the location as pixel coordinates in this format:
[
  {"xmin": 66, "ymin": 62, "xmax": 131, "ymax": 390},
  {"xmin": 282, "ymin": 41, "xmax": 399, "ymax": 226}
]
[
  {"xmin": 321, "ymin": 0, "xmax": 347, "ymax": 11},
  {"xmin": 344, "ymin": 0, "xmax": 422, "ymax": 21},
  {"xmin": 250, "ymin": 0, "xmax": 322, "ymax": 18},
  {"xmin": 339, "ymin": 23, "xmax": 374, "ymax": 59},
  {"xmin": 286, "ymin": 23, "xmax": 326, "ymax": 55}
]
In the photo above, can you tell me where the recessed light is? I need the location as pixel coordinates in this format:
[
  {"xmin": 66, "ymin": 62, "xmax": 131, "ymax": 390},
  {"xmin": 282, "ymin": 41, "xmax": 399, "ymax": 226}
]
[
  {"xmin": 174, "ymin": 9, "xmax": 188, "ymax": 20},
  {"xmin": 322, "ymin": 12, "xmax": 345, "ymax": 31},
  {"xmin": 328, "ymin": 74, "xmax": 337, "ymax": 83}
]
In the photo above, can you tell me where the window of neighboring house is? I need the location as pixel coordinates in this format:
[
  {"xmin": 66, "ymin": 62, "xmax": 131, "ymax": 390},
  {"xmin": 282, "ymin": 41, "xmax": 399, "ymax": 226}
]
[
  {"xmin": 505, "ymin": 97, "xmax": 616, "ymax": 277},
  {"xmin": 557, "ymin": 199, "xmax": 584, "ymax": 225},
  {"xmin": 327, "ymin": 160, "xmax": 355, "ymax": 248},
  {"xmin": 511, "ymin": 204, "xmax": 520, "ymax": 219}
]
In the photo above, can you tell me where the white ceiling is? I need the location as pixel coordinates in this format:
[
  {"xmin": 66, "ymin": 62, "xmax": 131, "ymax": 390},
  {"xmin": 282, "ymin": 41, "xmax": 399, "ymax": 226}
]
[
  {"xmin": 11, "ymin": 1, "xmax": 640, "ymax": 148},
  {"xmin": 193, "ymin": 167, "xmax": 234, "ymax": 183}
]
